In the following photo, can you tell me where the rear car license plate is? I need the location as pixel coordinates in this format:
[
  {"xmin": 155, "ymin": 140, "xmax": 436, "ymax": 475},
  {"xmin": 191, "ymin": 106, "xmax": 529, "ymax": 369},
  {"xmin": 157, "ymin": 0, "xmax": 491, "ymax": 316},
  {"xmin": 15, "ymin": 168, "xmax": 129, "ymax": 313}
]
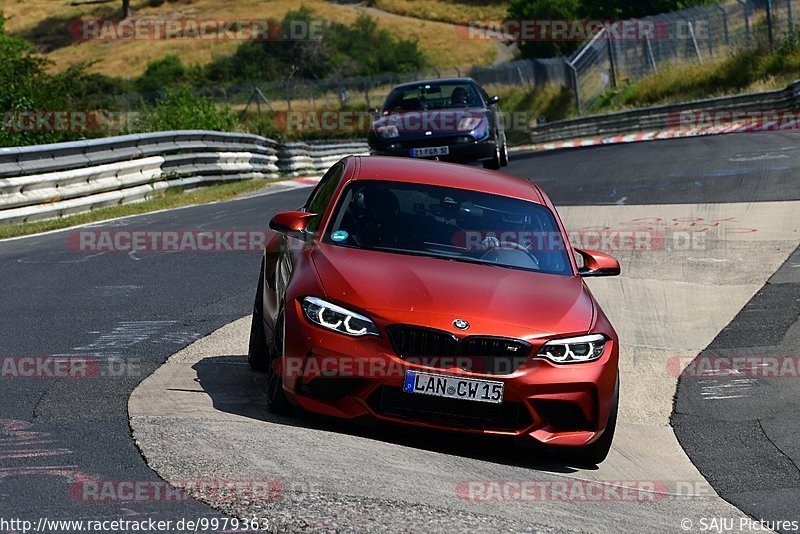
[
  {"xmin": 410, "ymin": 146, "xmax": 450, "ymax": 158},
  {"xmin": 403, "ymin": 371, "xmax": 504, "ymax": 404}
]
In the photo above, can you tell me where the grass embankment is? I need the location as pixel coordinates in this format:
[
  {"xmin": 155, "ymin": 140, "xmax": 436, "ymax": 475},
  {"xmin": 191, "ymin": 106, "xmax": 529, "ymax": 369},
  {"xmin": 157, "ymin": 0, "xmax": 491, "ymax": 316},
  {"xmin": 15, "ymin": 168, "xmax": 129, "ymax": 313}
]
[
  {"xmin": 0, "ymin": 178, "xmax": 276, "ymax": 240},
  {"xmin": 3, "ymin": 0, "xmax": 496, "ymax": 77},
  {"xmin": 369, "ymin": 0, "xmax": 508, "ymax": 25},
  {"xmin": 494, "ymin": 39, "xmax": 800, "ymax": 131},
  {"xmin": 592, "ymin": 39, "xmax": 800, "ymax": 112}
]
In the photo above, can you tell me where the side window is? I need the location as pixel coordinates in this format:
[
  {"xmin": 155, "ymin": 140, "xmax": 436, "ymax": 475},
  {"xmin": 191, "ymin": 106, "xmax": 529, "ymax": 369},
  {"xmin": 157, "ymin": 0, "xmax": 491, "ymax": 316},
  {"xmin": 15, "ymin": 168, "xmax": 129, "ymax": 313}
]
[{"xmin": 305, "ymin": 163, "xmax": 344, "ymax": 233}]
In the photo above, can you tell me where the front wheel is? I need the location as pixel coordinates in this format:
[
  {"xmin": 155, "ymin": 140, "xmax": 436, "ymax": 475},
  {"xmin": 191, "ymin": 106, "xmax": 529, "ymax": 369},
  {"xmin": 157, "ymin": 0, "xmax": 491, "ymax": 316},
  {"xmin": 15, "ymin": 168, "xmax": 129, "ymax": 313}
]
[
  {"xmin": 499, "ymin": 131, "xmax": 509, "ymax": 167},
  {"xmin": 248, "ymin": 263, "xmax": 269, "ymax": 372},
  {"xmin": 483, "ymin": 133, "xmax": 503, "ymax": 170},
  {"xmin": 266, "ymin": 309, "xmax": 292, "ymax": 415}
]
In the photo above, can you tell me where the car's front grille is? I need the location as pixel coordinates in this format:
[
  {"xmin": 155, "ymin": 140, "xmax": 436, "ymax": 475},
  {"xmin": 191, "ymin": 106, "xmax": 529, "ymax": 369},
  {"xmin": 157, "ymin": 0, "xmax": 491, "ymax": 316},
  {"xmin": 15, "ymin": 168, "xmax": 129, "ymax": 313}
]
[
  {"xmin": 367, "ymin": 386, "xmax": 533, "ymax": 432},
  {"xmin": 395, "ymin": 136, "xmax": 473, "ymax": 149},
  {"xmin": 387, "ymin": 325, "xmax": 531, "ymax": 375}
]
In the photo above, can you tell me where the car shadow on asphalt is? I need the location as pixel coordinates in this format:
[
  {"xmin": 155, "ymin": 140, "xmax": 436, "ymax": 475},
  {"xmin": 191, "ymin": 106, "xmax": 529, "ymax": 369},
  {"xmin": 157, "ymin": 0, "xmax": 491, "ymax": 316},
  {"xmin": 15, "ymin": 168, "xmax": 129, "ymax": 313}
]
[{"xmin": 193, "ymin": 356, "xmax": 588, "ymax": 473}]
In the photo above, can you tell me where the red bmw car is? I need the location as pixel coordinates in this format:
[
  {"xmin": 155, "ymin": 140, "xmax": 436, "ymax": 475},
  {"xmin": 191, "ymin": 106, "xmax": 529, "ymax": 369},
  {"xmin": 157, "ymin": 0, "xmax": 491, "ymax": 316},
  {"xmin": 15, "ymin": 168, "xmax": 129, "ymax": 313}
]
[{"xmin": 249, "ymin": 156, "xmax": 621, "ymax": 464}]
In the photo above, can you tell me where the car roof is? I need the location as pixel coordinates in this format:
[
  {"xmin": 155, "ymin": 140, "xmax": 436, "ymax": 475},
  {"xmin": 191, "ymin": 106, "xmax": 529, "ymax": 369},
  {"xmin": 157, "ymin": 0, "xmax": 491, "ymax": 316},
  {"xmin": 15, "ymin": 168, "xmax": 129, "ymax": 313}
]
[
  {"xmin": 390, "ymin": 78, "xmax": 480, "ymax": 91},
  {"xmin": 346, "ymin": 156, "xmax": 545, "ymax": 205}
]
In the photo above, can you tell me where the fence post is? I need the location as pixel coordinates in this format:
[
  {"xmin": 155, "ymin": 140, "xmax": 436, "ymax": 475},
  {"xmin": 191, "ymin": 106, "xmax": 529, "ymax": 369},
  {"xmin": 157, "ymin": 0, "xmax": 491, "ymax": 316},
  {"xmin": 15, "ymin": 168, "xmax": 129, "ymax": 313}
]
[
  {"xmin": 645, "ymin": 35, "xmax": 658, "ymax": 73},
  {"xmin": 713, "ymin": 4, "xmax": 730, "ymax": 46},
  {"xmin": 606, "ymin": 31, "xmax": 617, "ymax": 88},
  {"xmin": 688, "ymin": 22, "xmax": 703, "ymax": 63},
  {"xmin": 766, "ymin": 0, "xmax": 774, "ymax": 46},
  {"xmin": 699, "ymin": 7, "xmax": 714, "ymax": 56},
  {"xmin": 566, "ymin": 60, "xmax": 582, "ymax": 116},
  {"xmin": 788, "ymin": 0, "xmax": 795, "ymax": 31},
  {"xmin": 738, "ymin": 0, "xmax": 752, "ymax": 46}
]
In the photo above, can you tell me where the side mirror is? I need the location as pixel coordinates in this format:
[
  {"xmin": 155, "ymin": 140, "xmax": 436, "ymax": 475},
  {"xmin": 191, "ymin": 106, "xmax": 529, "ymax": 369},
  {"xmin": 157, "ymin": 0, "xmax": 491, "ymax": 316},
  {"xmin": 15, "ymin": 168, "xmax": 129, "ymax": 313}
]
[
  {"xmin": 488, "ymin": 95, "xmax": 500, "ymax": 105},
  {"xmin": 269, "ymin": 211, "xmax": 317, "ymax": 240},
  {"xmin": 575, "ymin": 249, "xmax": 621, "ymax": 277}
]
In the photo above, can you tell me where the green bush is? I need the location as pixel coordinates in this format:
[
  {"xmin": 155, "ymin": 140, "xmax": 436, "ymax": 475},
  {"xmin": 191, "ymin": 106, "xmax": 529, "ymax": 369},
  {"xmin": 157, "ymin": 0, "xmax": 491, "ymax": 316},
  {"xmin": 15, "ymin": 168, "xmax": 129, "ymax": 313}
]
[
  {"xmin": 136, "ymin": 55, "xmax": 195, "ymax": 93},
  {"xmin": 0, "ymin": 15, "xmax": 137, "ymax": 147},
  {"xmin": 134, "ymin": 87, "xmax": 237, "ymax": 132},
  {"xmin": 204, "ymin": 7, "xmax": 428, "ymax": 85}
]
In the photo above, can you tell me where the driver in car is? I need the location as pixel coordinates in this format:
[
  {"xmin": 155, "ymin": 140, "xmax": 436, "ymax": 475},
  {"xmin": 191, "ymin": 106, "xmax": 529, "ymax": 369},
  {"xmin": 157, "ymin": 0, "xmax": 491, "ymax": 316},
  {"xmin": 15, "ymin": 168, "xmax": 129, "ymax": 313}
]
[
  {"xmin": 341, "ymin": 185, "xmax": 412, "ymax": 249},
  {"xmin": 450, "ymin": 87, "xmax": 468, "ymax": 107}
]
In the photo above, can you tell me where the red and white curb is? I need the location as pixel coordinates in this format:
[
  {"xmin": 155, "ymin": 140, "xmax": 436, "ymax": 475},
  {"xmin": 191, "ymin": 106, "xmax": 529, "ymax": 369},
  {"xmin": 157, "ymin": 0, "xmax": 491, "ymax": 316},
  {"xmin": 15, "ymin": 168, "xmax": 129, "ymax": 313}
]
[
  {"xmin": 509, "ymin": 121, "xmax": 796, "ymax": 154},
  {"xmin": 282, "ymin": 176, "xmax": 321, "ymax": 188},
  {"xmin": 287, "ymin": 117, "xmax": 795, "ymax": 165}
]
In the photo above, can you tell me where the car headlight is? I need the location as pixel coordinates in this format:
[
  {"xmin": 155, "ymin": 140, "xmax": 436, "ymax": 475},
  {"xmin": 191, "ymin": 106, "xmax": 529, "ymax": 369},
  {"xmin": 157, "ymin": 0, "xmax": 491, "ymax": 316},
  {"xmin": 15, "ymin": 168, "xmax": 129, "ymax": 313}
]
[
  {"xmin": 458, "ymin": 117, "xmax": 483, "ymax": 131},
  {"xmin": 536, "ymin": 334, "xmax": 607, "ymax": 364},
  {"xmin": 376, "ymin": 124, "xmax": 399, "ymax": 139},
  {"xmin": 301, "ymin": 296, "xmax": 380, "ymax": 337}
]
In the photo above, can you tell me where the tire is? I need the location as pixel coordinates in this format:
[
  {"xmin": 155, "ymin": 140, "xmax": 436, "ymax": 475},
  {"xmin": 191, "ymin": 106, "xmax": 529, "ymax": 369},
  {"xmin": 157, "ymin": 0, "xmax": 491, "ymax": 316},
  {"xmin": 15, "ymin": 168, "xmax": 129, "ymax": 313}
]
[
  {"xmin": 570, "ymin": 376, "xmax": 619, "ymax": 465},
  {"xmin": 499, "ymin": 132, "xmax": 509, "ymax": 167},
  {"xmin": 266, "ymin": 308, "xmax": 293, "ymax": 415},
  {"xmin": 483, "ymin": 132, "xmax": 503, "ymax": 170},
  {"xmin": 247, "ymin": 262, "xmax": 269, "ymax": 372}
]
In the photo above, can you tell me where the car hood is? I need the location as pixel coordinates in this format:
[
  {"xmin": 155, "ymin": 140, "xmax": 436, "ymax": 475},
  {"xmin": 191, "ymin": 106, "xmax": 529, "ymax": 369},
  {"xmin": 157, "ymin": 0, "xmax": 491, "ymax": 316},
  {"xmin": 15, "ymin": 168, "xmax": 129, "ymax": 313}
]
[
  {"xmin": 311, "ymin": 245, "xmax": 594, "ymax": 340},
  {"xmin": 372, "ymin": 109, "xmax": 489, "ymax": 140}
]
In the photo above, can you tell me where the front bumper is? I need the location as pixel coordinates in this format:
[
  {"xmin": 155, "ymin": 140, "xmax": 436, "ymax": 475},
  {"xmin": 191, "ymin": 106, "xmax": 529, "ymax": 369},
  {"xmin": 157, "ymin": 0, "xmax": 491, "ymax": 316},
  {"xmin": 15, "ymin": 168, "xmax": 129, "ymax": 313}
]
[
  {"xmin": 281, "ymin": 301, "xmax": 619, "ymax": 448},
  {"xmin": 368, "ymin": 135, "xmax": 497, "ymax": 164}
]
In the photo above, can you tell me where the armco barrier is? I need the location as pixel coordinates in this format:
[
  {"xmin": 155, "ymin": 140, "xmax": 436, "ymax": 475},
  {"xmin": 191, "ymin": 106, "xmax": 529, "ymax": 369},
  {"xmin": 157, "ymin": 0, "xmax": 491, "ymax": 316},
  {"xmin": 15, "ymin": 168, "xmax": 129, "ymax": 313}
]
[
  {"xmin": 277, "ymin": 141, "xmax": 371, "ymax": 176},
  {"xmin": 529, "ymin": 80, "xmax": 800, "ymax": 145},
  {"xmin": 0, "ymin": 132, "xmax": 368, "ymax": 225}
]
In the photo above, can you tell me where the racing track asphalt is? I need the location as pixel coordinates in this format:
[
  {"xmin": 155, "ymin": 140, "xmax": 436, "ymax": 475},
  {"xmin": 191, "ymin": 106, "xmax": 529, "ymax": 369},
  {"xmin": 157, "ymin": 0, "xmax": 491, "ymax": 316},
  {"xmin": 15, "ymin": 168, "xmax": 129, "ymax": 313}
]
[
  {"xmin": 673, "ymin": 245, "xmax": 800, "ymax": 530},
  {"xmin": 1, "ymin": 131, "xmax": 800, "ymax": 531}
]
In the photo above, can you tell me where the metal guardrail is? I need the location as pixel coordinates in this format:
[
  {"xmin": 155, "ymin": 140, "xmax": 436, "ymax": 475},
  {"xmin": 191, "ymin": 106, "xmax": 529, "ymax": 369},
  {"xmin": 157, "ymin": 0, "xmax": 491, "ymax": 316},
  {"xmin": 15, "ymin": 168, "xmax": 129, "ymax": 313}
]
[
  {"xmin": 0, "ymin": 131, "xmax": 368, "ymax": 225},
  {"xmin": 529, "ymin": 80, "xmax": 800, "ymax": 144}
]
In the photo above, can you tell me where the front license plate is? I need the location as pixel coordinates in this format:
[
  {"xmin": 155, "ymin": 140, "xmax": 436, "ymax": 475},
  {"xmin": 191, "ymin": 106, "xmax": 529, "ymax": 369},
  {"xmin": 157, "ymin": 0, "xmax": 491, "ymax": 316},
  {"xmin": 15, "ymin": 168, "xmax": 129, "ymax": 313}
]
[
  {"xmin": 403, "ymin": 371, "xmax": 504, "ymax": 404},
  {"xmin": 410, "ymin": 146, "xmax": 450, "ymax": 158}
]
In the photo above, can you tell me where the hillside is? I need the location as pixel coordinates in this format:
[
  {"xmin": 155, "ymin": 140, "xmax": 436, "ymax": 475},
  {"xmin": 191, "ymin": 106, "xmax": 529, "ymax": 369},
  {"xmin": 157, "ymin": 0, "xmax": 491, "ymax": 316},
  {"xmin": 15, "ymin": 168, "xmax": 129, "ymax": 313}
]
[{"xmin": 1, "ymin": 0, "xmax": 498, "ymax": 77}]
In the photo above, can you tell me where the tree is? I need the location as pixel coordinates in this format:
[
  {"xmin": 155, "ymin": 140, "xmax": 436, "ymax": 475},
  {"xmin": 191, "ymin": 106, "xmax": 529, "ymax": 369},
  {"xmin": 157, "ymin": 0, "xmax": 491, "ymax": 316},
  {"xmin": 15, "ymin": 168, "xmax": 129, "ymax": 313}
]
[
  {"xmin": 509, "ymin": 0, "xmax": 716, "ymax": 58},
  {"xmin": 507, "ymin": 0, "xmax": 582, "ymax": 58},
  {"xmin": 122, "ymin": 0, "xmax": 131, "ymax": 18}
]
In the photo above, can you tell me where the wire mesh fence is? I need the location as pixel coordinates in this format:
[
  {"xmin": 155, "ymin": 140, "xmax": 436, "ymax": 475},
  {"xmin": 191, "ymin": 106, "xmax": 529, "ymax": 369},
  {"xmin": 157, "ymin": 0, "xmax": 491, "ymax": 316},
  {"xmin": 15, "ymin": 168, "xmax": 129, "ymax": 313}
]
[
  {"xmin": 95, "ymin": 58, "xmax": 571, "ymax": 117},
  {"xmin": 49, "ymin": 0, "xmax": 800, "ymax": 133},
  {"xmin": 568, "ymin": 0, "xmax": 800, "ymax": 114},
  {"xmin": 206, "ymin": 58, "xmax": 571, "ymax": 113}
]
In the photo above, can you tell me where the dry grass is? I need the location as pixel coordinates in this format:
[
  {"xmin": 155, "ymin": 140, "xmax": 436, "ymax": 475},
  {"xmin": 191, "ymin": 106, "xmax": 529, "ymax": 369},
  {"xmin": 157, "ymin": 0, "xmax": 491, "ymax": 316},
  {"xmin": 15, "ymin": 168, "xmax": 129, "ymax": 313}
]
[
  {"xmin": 2, "ymin": 0, "xmax": 496, "ymax": 77},
  {"xmin": 371, "ymin": 0, "xmax": 508, "ymax": 24},
  {"xmin": 592, "ymin": 41, "xmax": 800, "ymax": 113}
]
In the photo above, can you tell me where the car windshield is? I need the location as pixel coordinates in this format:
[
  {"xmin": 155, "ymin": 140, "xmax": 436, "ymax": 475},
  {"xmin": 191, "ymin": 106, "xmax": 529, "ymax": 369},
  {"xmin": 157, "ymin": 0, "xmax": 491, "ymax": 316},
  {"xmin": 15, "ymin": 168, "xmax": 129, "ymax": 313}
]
[
  {"xmin": 383, "ymin": 82, "xmax": 484, "ymax": 112},
  {"xmin": 324, "ymin": 181, "xmax": 572, "ymax": 276}
]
